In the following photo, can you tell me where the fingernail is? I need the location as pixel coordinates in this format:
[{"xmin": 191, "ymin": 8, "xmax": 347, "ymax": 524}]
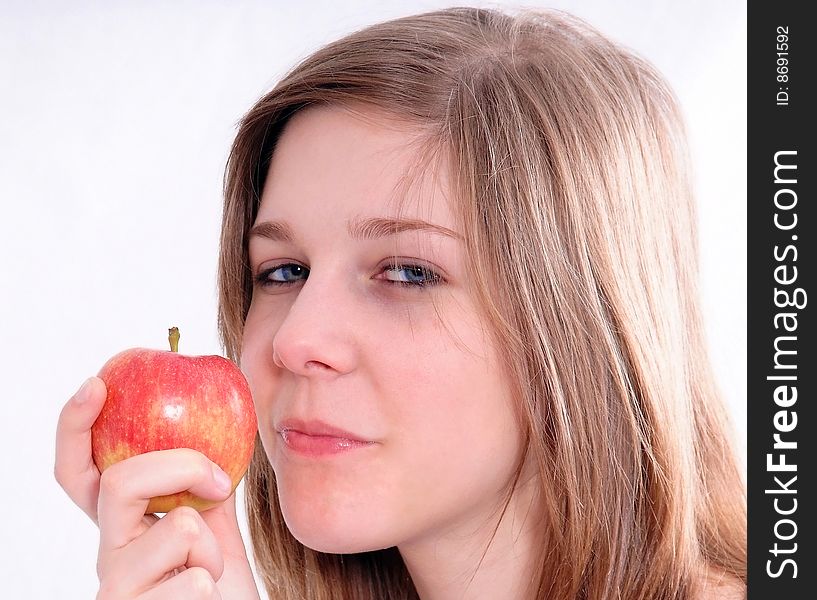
[
  {"xmin": 212, "ymin": 464, "xmax": 232, "ymax": 494},
  {"xmin": 73, "ymin": 378, "xmax": 93, "ymax": 405}
]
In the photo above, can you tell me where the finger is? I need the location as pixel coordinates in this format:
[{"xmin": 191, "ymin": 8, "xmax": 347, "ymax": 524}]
[
  {"xmin": 195, "ymin": 493, "xmax": 261, "ymax": 595},
  {"xmin": 100, "ymin": 507, "xmax": 224, "ymax": 596},
  {"xmin": 199, "ymin": 492, "xmax": 247, "ymax": 560},
  {"xmin": 139, "ymin": 567, "xmax": 221, "ymax": 600},
  {"xmin": 54, "ymin": 376, "xmax": 107, "ymax": 521},
  {"xmin": 98, "ymin": 448, "xmax": 232, "ymax": 552}
]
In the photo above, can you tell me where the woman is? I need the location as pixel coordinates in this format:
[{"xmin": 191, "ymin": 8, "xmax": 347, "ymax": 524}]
[{"xmin": 55, "ymin": 7, "xmax": 746, "ymax": 599}]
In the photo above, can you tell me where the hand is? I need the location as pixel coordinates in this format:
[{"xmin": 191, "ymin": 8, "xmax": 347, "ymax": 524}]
[{"xmin": 55, "ymin": 377, "xmax": 261, "ymax": 598}]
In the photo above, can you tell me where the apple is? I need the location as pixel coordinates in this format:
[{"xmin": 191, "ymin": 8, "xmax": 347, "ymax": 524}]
[{"xmin": 91, "ymin": 327, "xmax": 257, "ymax": 513}]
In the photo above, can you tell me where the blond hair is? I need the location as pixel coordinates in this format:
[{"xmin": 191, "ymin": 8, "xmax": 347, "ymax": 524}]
[{"xmin": 218, "ymin": 7, "xmax": 746, "ymax": 599}]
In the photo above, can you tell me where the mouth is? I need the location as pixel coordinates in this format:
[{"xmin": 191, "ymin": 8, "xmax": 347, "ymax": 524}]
[{"xmin": 276, "ymin": 419, "xmax": 376, "ymax": 457}]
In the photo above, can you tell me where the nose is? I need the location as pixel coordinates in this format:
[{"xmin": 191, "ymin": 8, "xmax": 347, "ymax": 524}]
[{"xmin": 270, "ymin": 267, "xmax": 358, "ymax": 377}]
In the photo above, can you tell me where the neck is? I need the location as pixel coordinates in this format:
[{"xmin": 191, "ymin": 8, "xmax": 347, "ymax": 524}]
[{"xmin": 398, "ymin": 473, "xmax": 543, "ymax": 600}]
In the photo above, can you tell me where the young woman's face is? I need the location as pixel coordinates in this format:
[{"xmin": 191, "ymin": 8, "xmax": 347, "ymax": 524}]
[{"xmin": 241, "ymin": 104, "xmax": 523, "ymax": 553}]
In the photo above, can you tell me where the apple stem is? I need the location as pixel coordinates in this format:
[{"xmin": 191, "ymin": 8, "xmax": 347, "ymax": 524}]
[{"xmin": 168, "ymin": 327, "xmax": 180, "ymax": 353}]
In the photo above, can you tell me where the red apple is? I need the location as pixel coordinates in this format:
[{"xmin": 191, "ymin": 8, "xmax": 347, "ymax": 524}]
[{"xmin": 91, "ymin": 327, "xmax": 257, "ymax": 513}]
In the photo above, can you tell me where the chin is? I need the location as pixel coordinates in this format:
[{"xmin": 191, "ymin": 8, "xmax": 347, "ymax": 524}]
[
  {"xmin": 281, "ymin": 504, "xmax": 391, "ymax": 554},
  {"xmin": 277, "ymin": 482, "xmax": 394, "ymax": 554}
]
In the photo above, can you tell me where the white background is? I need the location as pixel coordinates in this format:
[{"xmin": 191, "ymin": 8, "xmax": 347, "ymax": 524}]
[{"xmin": 0, "ymin": 1, "xmax": 745, "ymax": 597}]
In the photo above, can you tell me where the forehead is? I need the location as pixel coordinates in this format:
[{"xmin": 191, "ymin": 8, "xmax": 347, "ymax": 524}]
[{"xmin": 256, "ymin": 104, "xmax": 452, "ymax": 229}]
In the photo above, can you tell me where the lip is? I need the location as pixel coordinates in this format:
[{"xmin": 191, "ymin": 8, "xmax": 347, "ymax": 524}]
[{"xmin": 276, "ymin": 419, "xmax": 376, "ymax": 457}]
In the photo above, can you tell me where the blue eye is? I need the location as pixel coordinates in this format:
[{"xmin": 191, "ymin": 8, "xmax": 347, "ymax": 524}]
[
  {"xmin": 255, "ymin": 264, "xmax": 308, "ymax": 287},
  {"xmin": 253, "ymin": 263, "xmax": 442, "ymax": 289},
  {"xmin": 383, "ymin": 264, "xmax": 442, "ymax": 288}
]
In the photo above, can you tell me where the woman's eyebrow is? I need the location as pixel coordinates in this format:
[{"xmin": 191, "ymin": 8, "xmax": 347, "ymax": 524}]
[{"xmin": 248, "ymin": 216, "xmax": 463, "ymax": 242}]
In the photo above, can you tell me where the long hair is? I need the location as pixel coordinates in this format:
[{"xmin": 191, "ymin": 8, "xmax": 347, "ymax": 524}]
[{"xmin": 217, "ymin": 7, "xmax": 746, "ymax": 599}]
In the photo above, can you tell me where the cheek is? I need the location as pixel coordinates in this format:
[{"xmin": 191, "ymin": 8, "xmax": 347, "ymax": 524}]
[
  {"xmin": 380, "ymin": 319, "xmax": 523, "ymax": 513},
  {"xmin": 399, "ymin": 364, "xmax": 520, "ymax": 469},
  {"xmin": 240, "ymin": 294, "xmax": 289, "ymax": 388},
  {"xmin": 388, "ymin": 308, "xmax": 517, "ymax": 449},
  {"xmin": 239, "ymin": 317, "xmax": 263, "ymax": 398},
  {"xmin": 238, "ymin": 303, "xmax": 280, "ymax": 441}
]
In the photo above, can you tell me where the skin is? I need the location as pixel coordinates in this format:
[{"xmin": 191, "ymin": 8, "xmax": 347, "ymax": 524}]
[
  {"xmin": 54, "ymin": 103, "xmax": 543, "ymax": 599},
  {"xmin": 242, "ymin": 104, "xmax": 543, "ymax": 598}
]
